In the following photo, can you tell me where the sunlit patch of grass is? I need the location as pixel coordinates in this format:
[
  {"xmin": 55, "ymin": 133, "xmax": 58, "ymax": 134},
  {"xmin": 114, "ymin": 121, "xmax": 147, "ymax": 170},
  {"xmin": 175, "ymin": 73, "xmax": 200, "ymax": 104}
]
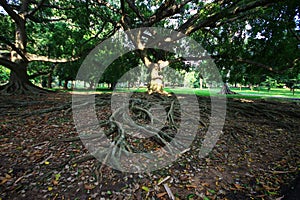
[
  {"xmin": 165, "ymin": 87, "xmax": 300, "ymax": 101},
  {"xmin": 56, "ymin": 86, "xmax": 300, "ymax": 101}
]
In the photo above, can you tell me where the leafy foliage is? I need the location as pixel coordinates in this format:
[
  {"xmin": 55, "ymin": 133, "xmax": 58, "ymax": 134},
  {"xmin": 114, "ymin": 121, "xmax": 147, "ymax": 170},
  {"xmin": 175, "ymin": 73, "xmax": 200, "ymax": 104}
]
[{"xmin": 0, "ymin": 0, "xmax": 299, "ymax": 93}]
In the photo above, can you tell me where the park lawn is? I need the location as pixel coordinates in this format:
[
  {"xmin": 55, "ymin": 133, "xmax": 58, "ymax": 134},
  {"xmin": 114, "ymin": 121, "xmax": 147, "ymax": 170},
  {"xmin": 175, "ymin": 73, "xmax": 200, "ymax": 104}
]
[
  {"xmin": 65, "ymin": 86, "xmax": 300, "ymax": 102},
  {"xmin": 164, "ymin": 87, "xmax": 300, "ymax": 100}
]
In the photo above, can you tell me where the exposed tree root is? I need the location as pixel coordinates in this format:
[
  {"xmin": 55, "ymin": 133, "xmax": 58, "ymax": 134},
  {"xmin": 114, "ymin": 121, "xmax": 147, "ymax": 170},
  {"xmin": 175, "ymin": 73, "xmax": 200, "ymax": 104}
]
[
  {"xmin": 64, "ymin": 92, "xmax": 194, "ymax": 175},
  {"xmin": 72, "ymin": 154, "xmax": 95, "ymax": 165},
  {"xmin": 0, "ymin": 81, "xmax": 52, "ymax": 95}
]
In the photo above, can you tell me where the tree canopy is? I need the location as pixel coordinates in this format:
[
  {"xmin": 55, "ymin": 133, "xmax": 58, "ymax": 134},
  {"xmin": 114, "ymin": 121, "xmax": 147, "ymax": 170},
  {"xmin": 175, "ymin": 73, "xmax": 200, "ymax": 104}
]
[{"xmin": 0, "ymin": 0, "xmax": 299, "ymax": 94}]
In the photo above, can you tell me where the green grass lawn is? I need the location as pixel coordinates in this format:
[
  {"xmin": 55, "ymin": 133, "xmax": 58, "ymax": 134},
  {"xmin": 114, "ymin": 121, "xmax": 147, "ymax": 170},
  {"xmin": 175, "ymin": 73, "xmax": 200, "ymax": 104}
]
[
  {"xmin": 229, "ymin": 87, "xmax": 300, "ymax": 99},
  {"xmin": 163, "ymin": 87, "xmax": 300, "ymax": 100},
  {"xmin": 69, "ymin": 86, "xmax": 300, "ymax": 101}
]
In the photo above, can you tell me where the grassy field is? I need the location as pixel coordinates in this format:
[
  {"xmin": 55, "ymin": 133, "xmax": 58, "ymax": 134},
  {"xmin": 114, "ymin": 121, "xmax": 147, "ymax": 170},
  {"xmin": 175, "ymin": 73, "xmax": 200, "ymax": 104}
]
[
  {"xmin": 227, "ymin": 87, "xmax": 300, "ymax": 100},
  {"xmin": 71, "ymin": 86, "xmax": 300, "ymax": 100},
  {"xmin": 164, "ymin": 87, "xmax": 300, "ymax": 99}
]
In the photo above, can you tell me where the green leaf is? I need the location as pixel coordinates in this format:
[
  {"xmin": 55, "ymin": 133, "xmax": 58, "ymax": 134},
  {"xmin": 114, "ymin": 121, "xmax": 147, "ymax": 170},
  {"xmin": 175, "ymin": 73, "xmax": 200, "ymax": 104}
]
[
  {"xmin": 187, "ymin": 193, "xmax": 195, "ymax": 199},
  {"xmin": 208, "ymin": 189, "xmax": 216, "ymax": 194},
  {"xmin": 55, "ymin": 174, "xmax": 61, "ymax": 181},
  {"xmin": 142, "ymin": 186, "xmax": 150, "ymax": 192}
]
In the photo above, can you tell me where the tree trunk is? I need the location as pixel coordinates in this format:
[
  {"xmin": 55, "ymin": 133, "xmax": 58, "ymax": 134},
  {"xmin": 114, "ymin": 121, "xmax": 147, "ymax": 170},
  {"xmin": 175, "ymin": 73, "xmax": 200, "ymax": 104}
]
[
  {"xmin": 89, "ymin": 81, "xmax": 94, "ymax": 89},
  {"xmin": 218, "ymin": 84, "xmax": 237, "ymax": 95},
  {"xmin": 0, "ymin": 65, "xmax": 48, "ymax": 95},
  {"xmin": 110, "ymin": 82, "xmax": 117, "ymax": 90},
  {"xmin": 47, "ymin": 73, "xmax": 53, "ymax": 88},
  {"xmin": 147, "ymin": 64, "xmax": 168, "ymax": 95},
  {"xmin": 58, "ymin": 80, "xmax": 62, "ymax": 87},
  {"xmin": 63, "ymin": 80, "xmax": 69, "ymax": 90},
  {"xmin": 0, "ymin": 10, "xmax": 49, "ymax": 95},
  {"xmin": 199, "ymin": 77, "xmax": 203, "ymax": 90}
]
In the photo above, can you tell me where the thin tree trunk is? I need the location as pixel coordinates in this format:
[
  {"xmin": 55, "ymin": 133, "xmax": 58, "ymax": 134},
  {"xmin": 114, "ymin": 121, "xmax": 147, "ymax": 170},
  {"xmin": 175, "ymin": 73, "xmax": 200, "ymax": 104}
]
[
  {"xmin": 47, "ymin": 73, "xmax": 52, "ymax": 88},
  {"xmin": 199, "ymin": 77, "xmax": 203, "ymax": 90},
  {"xmin": 64, "ymin": 80, "xmax": 69, "ymax": 90},
  {"xmin": 110, "ymin": 82, "xmax": 117, "ymax": 90},
  {"xmin": 218, "ymin": 84, "xmax": 237, "ymax": 95}
]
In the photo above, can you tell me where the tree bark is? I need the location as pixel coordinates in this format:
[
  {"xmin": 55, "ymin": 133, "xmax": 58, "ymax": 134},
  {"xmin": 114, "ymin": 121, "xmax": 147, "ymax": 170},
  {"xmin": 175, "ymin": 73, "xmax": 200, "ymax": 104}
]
[
  {"xmin": 47, "ymin": 73, "xmax": 52, "ymax": 88},
  {"xmin": 63, "ymin": 80, "xmax": 69, "ymax": 90},
  {"xmin": 199, "ymin": 77, "xmax": 203, "ymax": 90},
  {"xmin": 89, "ymin": 81, "xmax": 94, "ymax": 89},
  {"xmin": 110, "ymin": 82, "xmax": 117, "ymax": 90},
  {"xmin": 0, "ymin": 64, "xmax": 48, "ymax": 94},
  {"xmin": 147, "ymin": 63, "xmax": 168, "ymax": 95},
  {"xmin": 0, "ymin": 16, "xmax": 48, "ymax": 94},
  {"xmin": 218, "ymin": 84, "xmax": 237, "ymax": 95},
  {"xmin": 0, "ymin": 3, "xmax": 48, "ymax": 95}
]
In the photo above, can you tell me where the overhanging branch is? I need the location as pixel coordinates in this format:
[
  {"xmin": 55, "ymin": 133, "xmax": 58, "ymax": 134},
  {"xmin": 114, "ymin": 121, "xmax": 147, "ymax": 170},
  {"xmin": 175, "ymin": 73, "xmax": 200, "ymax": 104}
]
[
  {"xmin": 125, "ymin": 0, "xmax": 145, "ymax": 21},
  {"xmin": 28, "ymin": 15, "xmax": 67, "ymax": 23},
  {"xmin": 26, "ymin": 0, "xmax": 47, "ymax": 17},
  {"xmin": 28, "ymin": 71, "xmax": 50, "ymax": 79},
  {"xmin": 27, "ymin": 53, "xmax": 79, "ymax": 63},
  {"xmin": 96, "ymin": 0, "xmax": 122, "ymax": 15},
  {"xmin": 179, "ymin": 0, "xmax": 281, "ymax": 35},
  {"xmin": 236, "ymin": 58, "xmax": 274, "ymax": 72},
  {"xmin": 0, "ymin": 57, "xmax": 18, "ymax": 71},
  {"xmin": 0, "ymin": 0, "xmax": 21, "ymax": 23},
  {"xmin": 0, "ymin": 36, "xmax": 28, "ymax": 61},
  {"xmin": 146, "ymin": 0, "xmax": 192, "ymax": 26}
]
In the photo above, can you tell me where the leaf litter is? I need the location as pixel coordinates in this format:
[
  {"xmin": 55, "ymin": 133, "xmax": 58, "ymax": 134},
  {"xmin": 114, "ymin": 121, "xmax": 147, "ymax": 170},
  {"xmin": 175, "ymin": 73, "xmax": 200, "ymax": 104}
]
[{"xmin": 0, "ymin": 93, "xmax": 299, "ymax": 199}]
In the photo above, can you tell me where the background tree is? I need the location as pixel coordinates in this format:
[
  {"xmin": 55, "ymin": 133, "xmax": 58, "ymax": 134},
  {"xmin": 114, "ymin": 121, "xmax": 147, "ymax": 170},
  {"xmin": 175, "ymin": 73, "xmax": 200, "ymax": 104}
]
[
  {"xmin": 190, "ymin": 0, "xmax": 299, "ymax": 93},
  {"xmin": 0, "ymin": 0, "xmax": 118, "ymax": 94}
]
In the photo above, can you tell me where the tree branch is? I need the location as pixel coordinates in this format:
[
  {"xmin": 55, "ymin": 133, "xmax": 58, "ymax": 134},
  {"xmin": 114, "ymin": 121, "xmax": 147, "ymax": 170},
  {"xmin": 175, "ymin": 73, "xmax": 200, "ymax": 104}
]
[
  {"xmin": 37, "ymin": 3, "xmax": 76, "ymax": 10},
  {"xmin": 236, "ymin": 58, "xmax": 274, "ymax": 72},
  {"xmin": 27, "ymin": 15, "xmax": 67, "ymax": 23},
  {"xmin": 26, "ymin": 0, "xmax": 47, "ymax": 17},
  {"xmin": 288, "ymin": 28, "xmax": 300, "ymax": 42},
  {"xmin": 146, "ymin": 0, "xmax": 192, "ymax": 26},
  {"xmin": 96, "ymin": 0, "xmax": 122, "ymax": 15},
  {"xmin": 125, "ymin": 0, "xmax": 145, "ymax": 21},
  {"xmin": 28, "ymin": 71, "xmax": 50, "ymax": 79},
  {"xmin": 0, "ymin": 57, "xmax": 18, "ymax": 71},
  {"xmin": 179, "ymin": 0, "xmax": 281, "ymax": 35},
  {"xmin": 0, "ymin": 36, "xmax": 28, "ymax": 61},
  {"xmin": 27, "ymin": 53, "xmax": 79, "ymax": 63},
  {"xmin": 0, "ymin": 0, "xmax": 21, "ymax": 23}
]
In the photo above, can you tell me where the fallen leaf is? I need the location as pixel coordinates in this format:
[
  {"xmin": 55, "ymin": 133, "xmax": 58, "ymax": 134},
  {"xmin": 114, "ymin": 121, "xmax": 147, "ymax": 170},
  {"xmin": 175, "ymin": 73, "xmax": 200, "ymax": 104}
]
[
  {"xmin": 186, "ymin": 185, "xmax": 197, "ymax": 189},
  {"xmin": 0, "ymin": 174, "xmax": 12, "ymax": 185},
  {"xmin": 84, "ymin": 184, "xmax": 95, "ymax": 190},
  {"xmin": 142, "ymin": 186, "xmax": 150, "ymax": 192},
  {"xmin": 156, "ymin": 192, "xmax": 167, "ymax": 198},
  {"xmin": 262, "ymin": 184, "xmax": 279, "ymax": 191},
  {"xmin": 230, "ymin": 183, "xmax": 244, "ymax": 190},
  {"xmin": 52, "ymin": 179, "xmax": 59, "ymax": 185},
  {"xmin": 201, "ymin": 182, "xmax": 210, "ymax": 187}
]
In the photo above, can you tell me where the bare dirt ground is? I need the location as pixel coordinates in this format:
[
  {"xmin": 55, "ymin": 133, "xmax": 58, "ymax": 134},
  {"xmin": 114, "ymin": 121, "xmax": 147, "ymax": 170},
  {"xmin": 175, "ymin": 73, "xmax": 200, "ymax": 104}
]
[{"xmin": 0, "ymin": 92, "xmax": 299, "ymax": 200}]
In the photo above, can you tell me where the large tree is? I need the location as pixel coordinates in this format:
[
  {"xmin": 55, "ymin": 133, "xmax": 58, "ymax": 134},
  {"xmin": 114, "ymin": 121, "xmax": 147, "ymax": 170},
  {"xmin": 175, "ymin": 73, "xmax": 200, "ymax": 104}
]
[
  {"xmin": 0, "ymin": 0, "xmax": 117, "ymax": 94},
  {"xmin": 1, "ymin": 0, "xmax": 298, "ymax": 94},
  {"xmin": 107, "ymin": 0, "xmax": 298, "ymax": 94}
]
